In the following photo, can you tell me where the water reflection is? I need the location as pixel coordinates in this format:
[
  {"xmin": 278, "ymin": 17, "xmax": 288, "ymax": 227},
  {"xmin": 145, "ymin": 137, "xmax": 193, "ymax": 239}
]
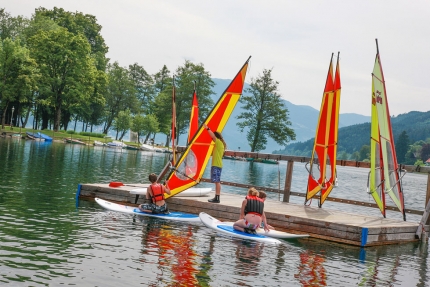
[
  {"xmin": 295, "ymin": 250, "xmax": 327, "ymax": 286},
  {"xmin": 139, "ymin": 218, "xmax": 199, "ymax": 286}
]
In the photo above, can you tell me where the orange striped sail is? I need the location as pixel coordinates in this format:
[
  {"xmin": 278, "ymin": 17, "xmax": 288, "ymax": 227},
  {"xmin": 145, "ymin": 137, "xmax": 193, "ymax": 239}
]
[
  {"xmin": 305, "ymin": 53, "xmax": 341, "ymax": 207},
  {"xmin": 367, "ymin": 39, "xmax": 406, "ymax": 220},
  {"xmin": 164, "ymin": 56, "xmax": 251, "ymax": 198},
  {"xmin": 187, "ymin": 85, "xmax": 199, "ymax": 144}
]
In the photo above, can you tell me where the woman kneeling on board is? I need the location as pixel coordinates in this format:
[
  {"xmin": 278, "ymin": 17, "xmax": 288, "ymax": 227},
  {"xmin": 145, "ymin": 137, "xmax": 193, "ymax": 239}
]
[
  {"xmin": 233, "ymin": 188, "xmax": 270, "ymax": 234},
  {"xmin": 138, "ymin": 173, "xmax": 171, "ymax": 214}
]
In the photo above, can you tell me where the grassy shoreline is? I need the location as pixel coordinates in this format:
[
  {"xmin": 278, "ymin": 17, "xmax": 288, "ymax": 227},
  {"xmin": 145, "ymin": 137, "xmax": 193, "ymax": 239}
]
[{"xmin": 0, "ymin": 127, "xmax": 140, "ymax": 147}]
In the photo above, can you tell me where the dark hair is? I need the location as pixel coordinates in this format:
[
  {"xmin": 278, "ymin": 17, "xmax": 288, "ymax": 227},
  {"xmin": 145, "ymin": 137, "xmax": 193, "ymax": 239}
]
[
  {"xmin": 148, "ymin": 173, "xmax": 157, "ymax": 183},
  {"xmin": 258, "ymin": 190, "xmax": 267, "ymax": 199},
  {"xmin": 214, "ymin": 131, "xmax": 227, "ymax": 151}
]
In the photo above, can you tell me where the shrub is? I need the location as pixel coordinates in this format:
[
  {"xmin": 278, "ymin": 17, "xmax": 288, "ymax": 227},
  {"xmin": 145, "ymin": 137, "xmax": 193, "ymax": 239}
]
[{"xmin": 79, "ymin": 131, "xmax": 106, "ymax": 138}]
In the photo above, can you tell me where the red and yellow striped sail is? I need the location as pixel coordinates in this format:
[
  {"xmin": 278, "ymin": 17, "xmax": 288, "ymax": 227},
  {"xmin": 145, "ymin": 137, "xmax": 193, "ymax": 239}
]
[
  {"xmin": 369, "ymin": 39, "xmax": 405, "ymax": 220},
  {"xmin": 306, "ymin": 53, "xmax": 341, "ymax": 207},
  {"xmin": 187, "ymin": 89, "xmax": 199, "ymax": 144},
  {"xmin": 165, "ymin": 56, "xmax": 251, "ymax": 198}
]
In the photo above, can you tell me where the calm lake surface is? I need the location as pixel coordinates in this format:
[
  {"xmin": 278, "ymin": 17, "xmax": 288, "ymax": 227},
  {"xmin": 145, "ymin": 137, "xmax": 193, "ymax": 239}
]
[{"xmin": 0, "ymin": 138, "xmax": 429, "ymax": 286}]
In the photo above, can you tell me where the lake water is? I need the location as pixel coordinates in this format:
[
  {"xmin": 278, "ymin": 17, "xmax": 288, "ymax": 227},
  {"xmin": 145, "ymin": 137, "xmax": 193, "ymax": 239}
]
[{"xmin": 0, "ymin": 138, "xmax": 429, "ymax": 286}]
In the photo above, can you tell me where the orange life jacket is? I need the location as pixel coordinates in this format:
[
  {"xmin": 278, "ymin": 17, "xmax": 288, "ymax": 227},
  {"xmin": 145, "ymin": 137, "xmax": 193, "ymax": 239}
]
[{"xmin": 150, "ymin": 183, "xmax": 164, "ymax": 203}]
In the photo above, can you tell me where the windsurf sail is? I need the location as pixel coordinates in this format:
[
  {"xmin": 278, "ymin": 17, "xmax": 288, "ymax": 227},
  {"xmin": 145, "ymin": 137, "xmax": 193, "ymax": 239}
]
[
  {"xmin": 187, "ymin": 82, "xmax": 199, "ymax": 144},
  {"xmin": 367, "ymin": 39, "xmax": 406, "ymax": 220},
  {"xmin": 305, "ymin": 52, "xmax": 341, "ymax": 207},
  {"xmin": 164, "ymin": 56, "xmax": 251, "ymax": 198}
]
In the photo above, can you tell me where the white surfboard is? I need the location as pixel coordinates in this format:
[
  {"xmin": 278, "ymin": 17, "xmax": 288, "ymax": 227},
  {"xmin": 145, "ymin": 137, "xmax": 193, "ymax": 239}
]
[
  {"xmin": 222, "ymin": 221, "xmax": 309, "ymax": 239},
  {"xmin": 199, "ymin": 212, "xmax": 282, "ymax": 244},
  {"xmin": 95, "ymin": 198, "xmax": 201, "ymax": 222},
  {"xmin": 130, "ymin": 187, "xmax": 212, "ymax": 197}
]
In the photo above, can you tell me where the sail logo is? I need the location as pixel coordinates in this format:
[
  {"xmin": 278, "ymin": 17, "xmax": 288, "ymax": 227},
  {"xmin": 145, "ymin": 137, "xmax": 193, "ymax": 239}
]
[{"xmin": 372, "ymin": 90, "xmax": 383, "ymax": 106}]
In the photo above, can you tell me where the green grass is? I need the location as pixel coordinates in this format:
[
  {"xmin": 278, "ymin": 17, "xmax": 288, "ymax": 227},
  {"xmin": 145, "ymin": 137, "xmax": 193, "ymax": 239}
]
[{"xmin": 0, "ymin": 127, "xmax": 141, "ymax": 146}]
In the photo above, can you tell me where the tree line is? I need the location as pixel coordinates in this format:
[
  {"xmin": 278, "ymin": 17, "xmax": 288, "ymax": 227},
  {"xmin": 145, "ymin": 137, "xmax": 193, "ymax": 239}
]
[{"xmin": 0, "ymin": 7, "xmax": 296, "ymax": 151}]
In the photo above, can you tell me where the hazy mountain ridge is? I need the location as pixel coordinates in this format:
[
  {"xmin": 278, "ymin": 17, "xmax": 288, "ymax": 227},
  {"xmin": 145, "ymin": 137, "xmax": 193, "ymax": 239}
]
[{"xmin": 210, "ymin": 78, "xmax": 370, "ymax": 153}]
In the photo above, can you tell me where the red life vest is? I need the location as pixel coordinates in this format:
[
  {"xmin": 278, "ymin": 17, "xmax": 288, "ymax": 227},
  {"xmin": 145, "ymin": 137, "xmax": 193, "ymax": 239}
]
[
  {"xmin": 150, "ymin": 183, "xmax": 164, "ymax": 203},
  {"xmin": 244, "ymin": 195, "xmax": 264, "ymax": 216}
]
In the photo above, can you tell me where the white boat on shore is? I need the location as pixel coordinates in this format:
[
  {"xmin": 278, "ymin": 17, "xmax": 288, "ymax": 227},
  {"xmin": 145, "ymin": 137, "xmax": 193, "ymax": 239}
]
[
  {"xmin": 107, "ymin": 141, "xmax": 126, "ymax": 148},
  {"xmin": 140, "ymin": 143, "xmax": 164, "ymax": 152},
  {"xmin": 93, "ymin": 140, "xmax": 107, "ymax": 146}
]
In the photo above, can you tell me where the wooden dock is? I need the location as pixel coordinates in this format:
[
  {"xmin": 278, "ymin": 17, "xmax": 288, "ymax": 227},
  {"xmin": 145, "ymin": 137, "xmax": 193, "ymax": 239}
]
[{"xmin": 77, "ymin": 183, "xmax": 429, "ymax": 247}]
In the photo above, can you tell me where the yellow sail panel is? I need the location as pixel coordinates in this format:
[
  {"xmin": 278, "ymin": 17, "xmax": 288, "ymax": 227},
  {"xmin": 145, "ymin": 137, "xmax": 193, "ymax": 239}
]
[
  {"xmin": 306, "ymin": 54, "xmax": 335, "ymax": 202},
  {"xmin": 165, "ymin": 56, "xmax": 251, "ymax": 198},
  {"xmin": 369, "ymin": 64, "xmax": 385, "ymax": 217},
  {"xmin": 369, "ymin": 40, "xmax": 405, "ymax": 219}
]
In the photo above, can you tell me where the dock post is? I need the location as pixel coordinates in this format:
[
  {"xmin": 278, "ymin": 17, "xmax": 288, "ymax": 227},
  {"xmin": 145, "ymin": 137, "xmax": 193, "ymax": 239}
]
[
  {"xmin": 283, "ymin": 160, "xmax": 294, "ymax": 202},
  {"xmin": 426, "ymin": 172, "xmax": 430, "ymax": 225}
]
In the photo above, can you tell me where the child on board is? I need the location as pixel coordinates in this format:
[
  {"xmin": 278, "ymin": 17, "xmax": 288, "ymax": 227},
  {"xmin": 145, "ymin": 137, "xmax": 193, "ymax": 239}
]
[
  {"xmin": 204, "ymin": 123, "xmax": 226, "ymax": 203},
  {"xmin": 234, "ymin": 187, "xmax": 270, "ymax": 234},
  {"xmin": 138, "ymin": 173, "xmax": 171, "ymax": 214}
]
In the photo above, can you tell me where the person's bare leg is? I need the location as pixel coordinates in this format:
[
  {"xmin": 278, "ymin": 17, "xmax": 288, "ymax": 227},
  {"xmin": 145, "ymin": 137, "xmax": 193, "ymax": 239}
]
[{"xmin": 215, "ymin": 182, "xmax": 221, "ymax": 195}]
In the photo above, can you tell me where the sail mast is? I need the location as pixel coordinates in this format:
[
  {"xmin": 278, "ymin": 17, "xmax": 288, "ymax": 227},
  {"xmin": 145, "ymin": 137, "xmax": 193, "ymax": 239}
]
[{"xmin": 172, "ymin": 75, "xmax": 177, "ymax": 165}]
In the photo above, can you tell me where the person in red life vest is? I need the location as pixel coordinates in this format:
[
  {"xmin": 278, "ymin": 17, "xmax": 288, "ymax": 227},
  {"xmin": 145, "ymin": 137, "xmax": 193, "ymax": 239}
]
[
  {"xmin": 233, "ymin": 187, "xmax": 270, "ymax": 234},
  {"xmin": 203, "ymin": 123, "xmax": 226, "ymax": 203},
  {"xmin": 138, "ymin": 173, "xmax": 171, "ymax": 214}
]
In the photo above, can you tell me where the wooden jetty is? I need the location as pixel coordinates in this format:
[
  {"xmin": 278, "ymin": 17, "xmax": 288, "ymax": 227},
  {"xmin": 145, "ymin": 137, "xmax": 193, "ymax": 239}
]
[
  {"xmin": 76, "ymin": 149, "xmax": 430, "ymax": 247},
  {"xmin": 77, "ymin": 182, "xmax": 429, "ymax": 247}
]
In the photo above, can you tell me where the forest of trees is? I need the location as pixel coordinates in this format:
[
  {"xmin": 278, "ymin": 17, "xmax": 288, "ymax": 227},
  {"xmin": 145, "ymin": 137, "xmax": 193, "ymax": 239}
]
[
  {"xmin": 0, "ymin": 7, "xmax": 295, "ymax": 150},
  {"xmin": 276, "ymin": 110, "xmax": 430, "ymax": 166}
]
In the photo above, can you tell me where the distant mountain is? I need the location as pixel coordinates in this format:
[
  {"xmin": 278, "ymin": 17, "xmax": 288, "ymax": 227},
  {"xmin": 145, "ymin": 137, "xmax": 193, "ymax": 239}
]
[{"xmin": 277, "ymin": 110, "xmax": 430, "ymax": 156}]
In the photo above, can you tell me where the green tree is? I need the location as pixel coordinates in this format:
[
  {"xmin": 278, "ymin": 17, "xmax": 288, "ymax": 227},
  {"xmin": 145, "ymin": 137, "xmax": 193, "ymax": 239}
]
[
  {"xmin": 28, "ymin": 8, "xmax": 108, "ymax": 130},
  {"xmin": 420, "ymin": 143, "xmax": 430, "ymax": 161},
  {"xmin": 173, "ymin": 60, "xmax": 215, "ymax": 143},
  {"xmin": 395, "ymin": 130, "xmax": 409, "ymax": 164},
  {"xmin": 129, "ymin": 63, "xmax": 155, "ymax": 113},
  {"xmin": 153, "ymin": 90, "xmax": 173, "ymax": 147},
  {"xmin": 0, "ymin": 38, "xmax": 38, "ymax": 128},
  {"xmin": 103, "ymin": 62, "xmax": 138, "ymax": 134},
  {"xmin": 34, "ymin": 7, "xmax": 108, "ymax": 70},
  {"xmin": 338, "ymin": 151, "xmax": 349, "ymax": 160},
  {"xmin": 113, "ymin": 109, "xmax": 132, "ymax": 140},
  {"xmin": 237, "ymin": 69, "xmax": 296, "ymax": 152},
  {"xmin": 153, "ymin": 65, "xmax": 171, "ymax": 94},
  {"xmin": 0, "ymin": 8, "xmax": 29, "ymax": 41},
  {"xmin": 28, "ymin": 28, "xmax": 97, "ymax": 131},
  {"xmin": 134, "ymin": 114, "xmax": 159, "ymax": 143},
  {"xmin": 359, "ymin": 145, "xmax": 370, "ymax": 161}
]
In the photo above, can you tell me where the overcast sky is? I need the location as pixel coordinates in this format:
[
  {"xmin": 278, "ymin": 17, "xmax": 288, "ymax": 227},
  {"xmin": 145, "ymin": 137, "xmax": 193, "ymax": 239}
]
[{"xmin": 3, "ymin": 0, "xmax": 430, "ymax": 116}]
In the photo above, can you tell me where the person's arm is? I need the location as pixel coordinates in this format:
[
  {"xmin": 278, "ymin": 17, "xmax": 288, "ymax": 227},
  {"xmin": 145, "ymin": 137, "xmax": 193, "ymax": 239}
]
[
  {"xmin": 146, "ymin": 186, "xmax": 153, "ymax": 201},
  {"xmin": 262, "ymin": 212, "xmax": 270, "ymax": 232},
  {"xmin": 203, "ymin": 123, "xmax": 216, "ymax": 142},
  {"xmin": 239, "ymin": 199, "xmax": 246, "ymax": 219},
  {"xmin": 163, "ymin": 181, "xmax": 171, "ymax": 195}
]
